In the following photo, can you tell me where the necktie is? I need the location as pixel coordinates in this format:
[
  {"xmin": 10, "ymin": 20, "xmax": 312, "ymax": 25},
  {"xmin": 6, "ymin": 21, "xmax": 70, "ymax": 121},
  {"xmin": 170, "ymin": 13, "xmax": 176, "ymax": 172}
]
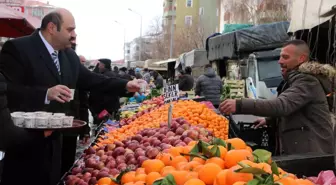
[{"xmin": 51, "ymin": 51, "xmax": 61, "ymax": 74}]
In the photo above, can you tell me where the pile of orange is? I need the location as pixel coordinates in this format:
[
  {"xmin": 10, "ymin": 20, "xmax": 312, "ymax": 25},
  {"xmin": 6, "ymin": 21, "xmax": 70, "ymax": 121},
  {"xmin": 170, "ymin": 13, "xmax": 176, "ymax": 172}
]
[
  {"xmin": 95, "ymin": 100, "xmax": 228, "ymax": 147},
  {"xmin": 102, "ymin": 138, "xmax": 314, "ymax": 185}
]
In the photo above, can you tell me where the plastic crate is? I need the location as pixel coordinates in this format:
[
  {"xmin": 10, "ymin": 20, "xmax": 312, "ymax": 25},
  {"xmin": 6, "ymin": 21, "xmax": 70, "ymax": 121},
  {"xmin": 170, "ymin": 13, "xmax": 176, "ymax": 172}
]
[{"xmin": 228, "ymin": 114, "xmax": 276, "ymax": 153}]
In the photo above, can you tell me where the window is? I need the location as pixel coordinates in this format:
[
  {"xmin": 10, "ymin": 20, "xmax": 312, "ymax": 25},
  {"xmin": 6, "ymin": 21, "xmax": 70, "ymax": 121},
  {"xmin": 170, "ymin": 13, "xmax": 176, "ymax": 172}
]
[
  {"xmin": 199, "ymin": 7, "xmax": 204, "ymax": 15},
  {"xmin": 257, "ymin": 60, "xmax": 282, "ymax": 81},
  {"xmin": 186, "ymin": 0, "xmax": 192, "ymax": 7},
  {"xmin": 185, "ymin": 16, "xmax": 192, "ymax": 26}
]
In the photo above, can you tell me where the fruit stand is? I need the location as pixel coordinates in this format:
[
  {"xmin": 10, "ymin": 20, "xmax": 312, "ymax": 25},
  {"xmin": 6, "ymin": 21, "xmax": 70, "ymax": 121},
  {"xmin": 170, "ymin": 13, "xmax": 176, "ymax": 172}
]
[{"xmin": 58, "ymin": 92, "xmax": 334, "ymax": 185}]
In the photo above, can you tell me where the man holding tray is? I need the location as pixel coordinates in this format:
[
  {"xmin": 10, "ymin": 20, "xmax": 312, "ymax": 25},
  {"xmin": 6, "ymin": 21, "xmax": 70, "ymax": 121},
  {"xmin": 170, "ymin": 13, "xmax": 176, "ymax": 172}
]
[{"xmin": 0, "ymin": 8, "xmax": 145, "ymax": 185}]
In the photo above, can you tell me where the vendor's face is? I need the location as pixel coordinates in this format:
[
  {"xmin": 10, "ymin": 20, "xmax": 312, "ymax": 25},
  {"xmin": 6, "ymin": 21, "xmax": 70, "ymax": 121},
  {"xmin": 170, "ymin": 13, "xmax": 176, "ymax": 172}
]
[
  {"xmin": 53, "ymin": 12, "xmax": 77, "ymax": 49},
  {"xmin": 279, "ymin": 45, "xmax": 301, "ymax": 76}
]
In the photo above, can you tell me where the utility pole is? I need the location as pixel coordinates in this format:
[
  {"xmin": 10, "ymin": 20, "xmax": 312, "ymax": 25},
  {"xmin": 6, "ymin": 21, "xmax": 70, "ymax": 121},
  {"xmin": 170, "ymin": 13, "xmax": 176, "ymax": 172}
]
[{"xmin": 169, "ymin": 0, "xmax": 176, "ymax": 58}]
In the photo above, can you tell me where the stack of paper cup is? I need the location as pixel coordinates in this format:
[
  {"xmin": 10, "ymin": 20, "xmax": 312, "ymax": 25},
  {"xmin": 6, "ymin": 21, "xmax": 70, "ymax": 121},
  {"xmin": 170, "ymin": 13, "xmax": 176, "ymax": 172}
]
[
  {"xmin": 63, "ymin": 116, "xmax": 74, "ymax": 127},
  {"xmin": 35, "ymin": 116, "xmax": 50, "ymax": 128},
  {"xmin": 49, "ymin": 116, "xmax": 63, "ymax": 128},
  {"xmin": 24, "ymin": 115, "xmax": 36, "ymax": 128},
  {"xmin": 11, "ymin": 112, "xmax": 25, "ymax": 127}
]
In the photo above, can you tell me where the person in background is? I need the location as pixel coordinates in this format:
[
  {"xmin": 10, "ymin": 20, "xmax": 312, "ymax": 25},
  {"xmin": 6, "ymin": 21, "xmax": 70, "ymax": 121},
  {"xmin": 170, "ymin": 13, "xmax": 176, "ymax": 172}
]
[
  {"xmin": 135, "ymin": 68, "xmax": 142, "ymax": 79},
  {"xmin": 142, "ymin": 68, "xmax": 151, "ymax": 83},
  {"xmin": 219, "ymin": 40, "xmax": 335, "ymax": 155},
  {"xmin": 119, "ymin": 67, "xmax": 132, "ymax": 80},
  {"xmin": 113, "ymin": 66, "xmax": 119, "ymax": 76},
  {"xmin": 195, "ymin": 64, "xmax": 223, "ymax": 108},
  {"xmin": 178, "ymin": 66, "xmax": 194, "ymax": 91},
  {"xmin": 152, "ymin": 71, "xmax": 164, "ymax": 89},
  {"xmin": 128, "ymin": 68, "xmax": 136, "ymax": 79},
  {"xmin": 89, "ymin": 59, "xmax": 133, "ymax": 124}
]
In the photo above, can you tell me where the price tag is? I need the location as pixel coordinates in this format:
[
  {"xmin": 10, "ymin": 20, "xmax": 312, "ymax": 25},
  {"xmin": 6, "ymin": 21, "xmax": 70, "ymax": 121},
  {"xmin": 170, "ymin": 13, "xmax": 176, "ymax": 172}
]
[
  {"xmin": 163, "ymin": 84, "xmax": 179, "ymax": 104},
  {"xmin": 167, "ymin": 103, "xmax": 173, "ymax": 129}
]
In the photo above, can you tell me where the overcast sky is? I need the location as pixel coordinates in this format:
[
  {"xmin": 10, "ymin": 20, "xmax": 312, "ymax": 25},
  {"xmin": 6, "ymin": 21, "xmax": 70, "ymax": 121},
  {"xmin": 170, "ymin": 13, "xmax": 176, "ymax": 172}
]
[{"xmin": 49, "ymin": 0, "xmax": 163, "ymax": 60}]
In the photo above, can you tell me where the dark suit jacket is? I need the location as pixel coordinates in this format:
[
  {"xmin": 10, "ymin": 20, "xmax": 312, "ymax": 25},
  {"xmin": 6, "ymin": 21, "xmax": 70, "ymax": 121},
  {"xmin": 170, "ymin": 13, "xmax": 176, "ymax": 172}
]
[{"xmin": 0, "ymin": 30, "xmax": 129, "ymax": 185}]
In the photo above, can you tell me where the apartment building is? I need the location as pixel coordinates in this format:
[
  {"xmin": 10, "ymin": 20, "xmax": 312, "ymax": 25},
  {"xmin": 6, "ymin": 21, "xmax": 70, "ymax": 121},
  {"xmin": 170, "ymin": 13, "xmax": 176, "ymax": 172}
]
[{"xmin": 162, "ymin": 0, "xmax": 220, "ymax": 41}]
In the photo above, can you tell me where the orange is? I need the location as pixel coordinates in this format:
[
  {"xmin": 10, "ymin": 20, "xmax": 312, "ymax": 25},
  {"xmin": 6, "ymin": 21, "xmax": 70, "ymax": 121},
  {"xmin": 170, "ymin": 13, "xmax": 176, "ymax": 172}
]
[
  {"xmin": 182, "ymin": 146, "xmax": 193, "ymax": 160},
  {"xmin": 134, "ymin": 181, "xmax": 146, "ymax": 185},
  {"xmin": 205, "ymin": 157, "xmax": 225, "ymax": 169},
  {"xmin": 192, "ymin": 157, "xmax": 206, "ymax": 164},
  {"xmin": 295, "ymin": 179, "xmax": 314, "ymax": 185},
  {"xmin": 183, "ymin": 161, "xmax": 202, "ymax": 171},
  {"xmin": 171, "ymin": 156, "xmax": 188, "ymax": 168},
  {"xmin": 255, "ymin": 163, "xmax": 272, "ymax": 174},
  {"xmin": 157, "ymin": 153, "xmax": 174, "ymax": 166},
  {"xmin": 225, "ymin": 149, "xmax": 253, "ymax": 169},
  {"xmin": 97, "ymin": 177, "xmax": 112, "ymax": 185},
  {"xmin": 134, "ymin": 174, "xmax": 147, "ymax": 182},
  {"xmin": 169, "ymin": 147, "xmax": 184, "ymax": 157},
  {"xmin": 176, "ymin": 161, "xmax": 188, "ymax": 170},
  {"xmin": 214, "ymin": 170, "xmax": 229, "ymax": 185},
  {"xmin": 193, "ymin": 165, "xmax": 204, "ymax": 173},
  {"xmin": 170, "ymin": 170, "xmax": 190, "ymax": 185},
  {"xmin": 232, "ymin": 181, "xmax": 246, "ymax": 185},
  {"xmin": 226, "ymin": 166, "xmax": 253, "ymax": 185},
  {"xmin": 226, "ymin": 138, "xmax": 247, "ymax": 149},
  {"xmin": 276, "ymin": 177, "xmax": 297, "ymax": 185},
  {"xmin": 135, "ymin": 168, "xmax": 146, "ymax": 175},
  {"xmin": 188, "ymin": 141, "xmax": 198, "ymax": 147},
  {"xmin": 121, "ymin": 171, "xmax": 136, "ymax": 184},
  {"xmin": 184, "ymin": 178, "xmax": 206, "ymax": 185},
  {"xmin": 198, "ymin": 163, "xmax": 222, "ymax": 185},
  {"xmin": 239, "ymin": 160, "xmax": 256, "ymax": 167},
  {"xmin": 208, "ymin": 145, "xmax": 227, "ymax": 160},
  {"xmin": 143, "ymin": 159, "xmax": 165, "ymax": 174},
  {"xmin": 160, "ymin": 166, "xmax": 176, "ymax": 176},
  {"xmin": 145, "ymin": 172, "xmax": 162, "ymax": 185}
]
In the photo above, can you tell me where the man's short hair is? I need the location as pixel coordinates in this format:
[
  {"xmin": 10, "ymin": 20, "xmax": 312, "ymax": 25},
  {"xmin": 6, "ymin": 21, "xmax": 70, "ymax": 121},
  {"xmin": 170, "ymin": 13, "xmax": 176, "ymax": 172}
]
[
  {"xmin": 283, "ymin": 39, "xmax": 310, "ymax": 59},
  {"xmin": 41, "ymin": 12, "xmax": 63, "ymax": 31}
]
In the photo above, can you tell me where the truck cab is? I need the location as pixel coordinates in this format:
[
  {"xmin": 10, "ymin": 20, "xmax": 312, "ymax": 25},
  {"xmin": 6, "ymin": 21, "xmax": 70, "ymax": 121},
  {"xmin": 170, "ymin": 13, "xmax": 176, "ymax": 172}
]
[{"xmin": 244, "ymin": 49, "xmax": 283, "ymax": 99}]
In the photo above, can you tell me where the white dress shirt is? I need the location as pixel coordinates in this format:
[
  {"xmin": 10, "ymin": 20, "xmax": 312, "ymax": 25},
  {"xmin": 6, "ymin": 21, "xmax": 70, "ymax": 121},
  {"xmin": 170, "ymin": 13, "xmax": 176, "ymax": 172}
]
[{"xmin": 39, "ymin": 31, "xmax": 58, "ymax": 105}]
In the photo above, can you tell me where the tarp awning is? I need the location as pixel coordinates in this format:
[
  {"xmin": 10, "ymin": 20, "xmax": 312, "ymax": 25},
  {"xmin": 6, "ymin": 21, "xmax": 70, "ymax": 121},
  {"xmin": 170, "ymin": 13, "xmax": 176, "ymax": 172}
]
[
  {"xmin": 288, "ymin": 0, "xmax": 336, "ymax": 33},
  {"xmin": 154, "ymin": 58, "xmax": 176, "ymax": 65}
]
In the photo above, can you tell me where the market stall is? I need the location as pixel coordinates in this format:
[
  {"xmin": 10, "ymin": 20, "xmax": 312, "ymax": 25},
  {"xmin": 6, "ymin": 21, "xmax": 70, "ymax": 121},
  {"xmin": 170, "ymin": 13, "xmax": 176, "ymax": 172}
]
[{"xmin": 56, "ymin": 83, "xmax": 335, "ymax": 185}]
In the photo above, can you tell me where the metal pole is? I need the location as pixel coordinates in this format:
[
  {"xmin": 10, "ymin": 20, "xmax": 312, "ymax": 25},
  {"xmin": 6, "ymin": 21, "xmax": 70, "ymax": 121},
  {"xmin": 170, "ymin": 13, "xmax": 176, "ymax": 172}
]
[
  {"xmin": 139, "ymin": 15, "xmax": 142, "ymax": 61},
  {"xmin": 114, "ymin": 21, "xmax": 126, "ymax": 64},
  {"xmin": 169, "ymin": 0, "xmax": 175, "ymax": 58},
  {"xmin": 128, "ymin": 9, "xmax": 142, "ymax": 61}
]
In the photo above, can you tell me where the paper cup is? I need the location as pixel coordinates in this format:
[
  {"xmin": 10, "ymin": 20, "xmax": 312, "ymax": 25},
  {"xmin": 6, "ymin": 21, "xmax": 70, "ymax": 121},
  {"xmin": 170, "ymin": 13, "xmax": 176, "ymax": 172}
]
[
  {"xmin": 63, "ymin": 116, "xmax": 74, "ymax": 127},
  {"xmin": 24, "ymin": 116, "xmax": 36, "ymax": 128},
  {"xmin": 53, "ymin": 113, "xmax": 66, "ymax": 117},
  {"xmin": 34, "ymin": 111, "xmax": 48, "ymax": 117},
  {"xmin": 11, "ymin": 114, "xmax": 24, "ymax": 127},
  {"xmin": 35, "ymin": 116, "xmax": 49, "ymax": 128},
  {"xmin": 49, "ymin": 116, "xmax": 63, "ymax": 128},
  {"xmin": 70, "ymin": 89, "xmax": 75, "ymax": 100},
  {"xmin": 23, "ymin": 113, "xmax": 35, "ymax": 117},
  {"xmin": 12, "ymin": 111, "xmax": 25, "ymax": 116}
]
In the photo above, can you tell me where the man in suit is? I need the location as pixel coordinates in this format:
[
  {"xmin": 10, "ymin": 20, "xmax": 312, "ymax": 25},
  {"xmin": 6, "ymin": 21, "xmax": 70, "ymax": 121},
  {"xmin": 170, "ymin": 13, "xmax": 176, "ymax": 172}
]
[{"xmin": 0, "ymin": 8, "xmax": 144, "ymax": 185}]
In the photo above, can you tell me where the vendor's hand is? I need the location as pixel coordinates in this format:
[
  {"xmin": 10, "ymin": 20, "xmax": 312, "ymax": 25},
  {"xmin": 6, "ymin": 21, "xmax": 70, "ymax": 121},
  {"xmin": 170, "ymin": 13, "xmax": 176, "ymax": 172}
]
[
  {"xmin": 80, "ymin": 135, "xmax": 90, "ymax": 144},
  {"xmin": 252, "ymin": 118, "xmax": 267, "ymax": 129},
  {"xmin": 219, "ymin": 99, "xmax": 236, "ymax": 114},
  {"xmin": 47, "ymin": 85, "xmax": 72, "ymax": 103},
  {"xmin": 126, "ymin": 79, "xmax": 147, "ymax": 92},
  {"xmin": 44, "ymin": 130, "xmax": 53, "ymax": 137}
]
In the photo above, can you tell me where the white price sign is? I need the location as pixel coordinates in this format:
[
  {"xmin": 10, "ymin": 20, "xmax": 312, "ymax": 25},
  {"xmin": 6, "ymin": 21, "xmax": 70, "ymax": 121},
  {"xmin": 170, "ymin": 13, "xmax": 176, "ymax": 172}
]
[{"xmin": 163, "ymin": 84, "xmax": 179, "ymax": 103}]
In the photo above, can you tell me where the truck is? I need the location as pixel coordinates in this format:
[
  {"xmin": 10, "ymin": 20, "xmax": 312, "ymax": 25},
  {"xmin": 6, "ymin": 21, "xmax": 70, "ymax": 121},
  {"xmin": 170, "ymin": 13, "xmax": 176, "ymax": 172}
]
[{"xmin": 207, "ymin": 21, "xmax": 290, "ymax": 99}]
